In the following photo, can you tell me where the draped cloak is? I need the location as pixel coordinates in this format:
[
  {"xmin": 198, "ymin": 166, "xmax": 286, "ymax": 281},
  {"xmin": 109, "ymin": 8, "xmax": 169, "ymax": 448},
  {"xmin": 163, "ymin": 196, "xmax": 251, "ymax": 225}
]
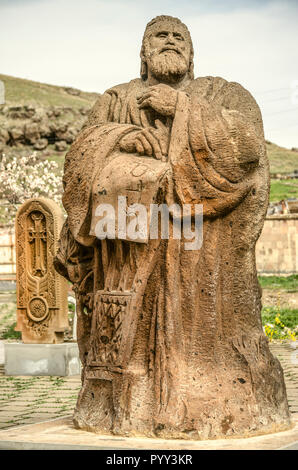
[{"xmin": 55, "ymin": 76, "xmax": 290, "ymax": 439}]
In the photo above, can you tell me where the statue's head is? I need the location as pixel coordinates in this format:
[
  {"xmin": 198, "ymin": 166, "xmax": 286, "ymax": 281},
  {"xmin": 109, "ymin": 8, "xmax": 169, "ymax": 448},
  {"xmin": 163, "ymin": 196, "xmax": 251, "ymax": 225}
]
[{"xmin": 140, "ymin": 15, "xmax": 194, "ymax": 83}]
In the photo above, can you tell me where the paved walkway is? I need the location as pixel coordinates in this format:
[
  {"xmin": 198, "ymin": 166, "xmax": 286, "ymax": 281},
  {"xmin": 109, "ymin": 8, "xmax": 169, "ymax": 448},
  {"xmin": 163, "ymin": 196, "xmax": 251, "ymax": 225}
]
[
  {"xmin": 0, "ymin": 374, "xmax": 80, "ymax": 429},
  {"xmin": 0, "ymin": 342, "xmax": 296, "ymax": 431},
  {"xmin": 270, "ymin": 342, "xmax": 298, "ymax": 415}
]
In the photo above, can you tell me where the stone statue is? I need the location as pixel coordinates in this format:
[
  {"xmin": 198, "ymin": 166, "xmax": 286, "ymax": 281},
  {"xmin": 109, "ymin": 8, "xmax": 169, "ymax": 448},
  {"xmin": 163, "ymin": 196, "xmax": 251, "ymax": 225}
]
[
  {"xmin": 54, "ymin": 16, "xmax": 290, "ymax": 439},
  {"xmin": 16, "ymin": 198, "xmax": 69, "ymax": 343}
]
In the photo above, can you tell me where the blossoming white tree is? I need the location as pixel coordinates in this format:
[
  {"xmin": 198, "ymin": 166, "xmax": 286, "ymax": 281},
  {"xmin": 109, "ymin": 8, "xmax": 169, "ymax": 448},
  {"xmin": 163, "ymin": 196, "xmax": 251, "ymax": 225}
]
[{"xmin": 0, "ymin": 152, "xmax": 63, "ymax": 225}]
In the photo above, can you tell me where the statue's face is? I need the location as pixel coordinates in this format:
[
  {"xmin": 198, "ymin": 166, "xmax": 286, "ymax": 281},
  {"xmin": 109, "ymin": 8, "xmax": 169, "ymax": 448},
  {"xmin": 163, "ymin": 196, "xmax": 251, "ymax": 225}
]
[
  {"xmin": 148, "ymin": 23, "xmax": 191, "ymax": 61},
  {"xmin": 144, "ymin": 21, "xmax": 192, "ymax": 83}
]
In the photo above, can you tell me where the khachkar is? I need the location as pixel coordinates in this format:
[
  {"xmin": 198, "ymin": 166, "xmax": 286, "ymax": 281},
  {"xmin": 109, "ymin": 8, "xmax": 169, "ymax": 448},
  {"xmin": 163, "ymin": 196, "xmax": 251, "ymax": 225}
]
[
  {"xmin": 54, "ymin": 16, "xmax": 291, "ymax": 439},
  {"xmin": 16, "ymin": 198, "xmax": 69, "ymax": 343}
]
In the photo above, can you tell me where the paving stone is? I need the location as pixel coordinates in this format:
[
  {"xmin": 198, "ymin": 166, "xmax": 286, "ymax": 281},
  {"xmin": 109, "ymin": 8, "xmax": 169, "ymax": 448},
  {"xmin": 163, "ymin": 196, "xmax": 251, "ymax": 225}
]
[
  {"xmin": 0, "ymin": 410, "xmax": 30, "ymax": 418},
  {"xmin": 0, "ymin": 404, "xmax": 31, "ymax": 411}
]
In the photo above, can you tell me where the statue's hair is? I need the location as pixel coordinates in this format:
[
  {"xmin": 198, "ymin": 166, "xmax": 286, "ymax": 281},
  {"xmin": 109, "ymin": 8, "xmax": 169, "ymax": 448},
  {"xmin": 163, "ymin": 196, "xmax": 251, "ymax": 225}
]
[{"xmin": 140, "ymin": 15, "xmax": 194, "ymax": 81}]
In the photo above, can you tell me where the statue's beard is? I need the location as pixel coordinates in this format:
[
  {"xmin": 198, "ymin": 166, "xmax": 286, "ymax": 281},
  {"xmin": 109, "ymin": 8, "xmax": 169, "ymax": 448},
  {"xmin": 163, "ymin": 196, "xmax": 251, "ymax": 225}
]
[{"xmin": 147, "ymin": 51, "xmax": 189, "ymax": 83}]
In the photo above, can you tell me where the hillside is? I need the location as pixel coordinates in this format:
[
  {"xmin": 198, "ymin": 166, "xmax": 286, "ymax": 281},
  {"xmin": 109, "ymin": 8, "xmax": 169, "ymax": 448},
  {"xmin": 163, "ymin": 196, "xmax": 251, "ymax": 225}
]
[
  {"xmin": 266, "ymin": 141, "xmax": 298, "ymax": 176},
  {"xmin": 0, "ymin": 74, "xmax": 100, "ymax": 161},
  {"xmin": 0, "ymin": 73, "xmax": 98, "ymax": 109}
]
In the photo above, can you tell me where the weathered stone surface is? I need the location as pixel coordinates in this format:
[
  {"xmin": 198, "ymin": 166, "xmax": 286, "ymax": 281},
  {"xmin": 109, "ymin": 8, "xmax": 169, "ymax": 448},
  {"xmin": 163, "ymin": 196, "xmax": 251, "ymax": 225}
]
[
  {"xmin": 33, "ymin": 138, "xmax": 48, "ymax": 150},
  {"xmin": 38, "ymin": 121, "xmax": 51, "ymax": 137},
  {"xmin": 55, "ymin": 15, "xmax": 291, "ymax": 439},
  {"xmin": 55, "ymin": 140, "xmax": 68, "ymax": 152},
  {"xmin": 0, "ymin": 103, "xmax": 92, "ymax": 155},
  {"xmin": 79, "ymin": 107, "xmax": 89, "ymax": 115},
  {"xmin": 9, "ymin": 126, "xmax": 24, "ymax": 143},
  {"xmin": 7, "ymin": 106, "xmax": 35, "ymax": 119},
  {"xmin": 58, "ymin": 127, "xmax": 77, "ymax": 144},
  {"xmin": 24, "ymin": 122, "xmax": 40, "ymax": 144},
  {"xmin": 54, "ymin": 122, "xmax": 68, "ymax": 139},
  {"xmin": 0, "ymin": 128, "xmax": 9, "ymax": 144},
  {"xmin": 65, "ymin": 87, "xmax": 80, "ymax": 96},
  {"xmin": 16, "ymin": 197, "xmax": 69, "ymax": 344}
]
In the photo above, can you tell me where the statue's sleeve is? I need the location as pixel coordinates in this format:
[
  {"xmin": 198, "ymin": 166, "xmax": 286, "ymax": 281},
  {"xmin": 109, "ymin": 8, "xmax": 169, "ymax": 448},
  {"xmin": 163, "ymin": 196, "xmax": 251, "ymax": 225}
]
[
  {"xmin": 169, "ymin": 83, "xmax": 266, "ymax": 218},
  {"xmin": 81, "ymin": 92, "xmax": 112, "ymax": 129},
  {"xmin": 189, "ymin": 82, "xmax": 264, "ymax": 172}
]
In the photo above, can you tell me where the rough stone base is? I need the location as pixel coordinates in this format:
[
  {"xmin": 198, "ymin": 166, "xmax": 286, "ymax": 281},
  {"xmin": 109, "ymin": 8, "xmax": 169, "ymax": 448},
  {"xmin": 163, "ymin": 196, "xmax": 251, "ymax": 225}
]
[
  {"xmin": 4, "ymin": 342, "xmax": 81, "ymax": 376},
  {"xmin": 0, "ymin": 416, "xmax": 297, "ymax": 450}
]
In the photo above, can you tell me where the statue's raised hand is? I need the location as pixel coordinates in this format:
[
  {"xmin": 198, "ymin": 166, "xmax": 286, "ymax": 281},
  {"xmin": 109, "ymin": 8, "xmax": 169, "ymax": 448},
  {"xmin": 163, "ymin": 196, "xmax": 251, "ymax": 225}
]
[
  {"xmin": 137, "ymin": 84, "xmax": 178, "ymax": 117},
  {"xmin": 120, "ymin": 120, "xmax": 169, "ymax": 161}
]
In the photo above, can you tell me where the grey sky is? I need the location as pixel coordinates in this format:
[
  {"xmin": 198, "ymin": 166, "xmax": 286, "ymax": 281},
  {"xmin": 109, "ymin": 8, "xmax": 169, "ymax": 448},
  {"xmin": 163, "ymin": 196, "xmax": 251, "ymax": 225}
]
[{"xmin": 1, "ymin": 0, "xmax": 298, "ymax": 148}]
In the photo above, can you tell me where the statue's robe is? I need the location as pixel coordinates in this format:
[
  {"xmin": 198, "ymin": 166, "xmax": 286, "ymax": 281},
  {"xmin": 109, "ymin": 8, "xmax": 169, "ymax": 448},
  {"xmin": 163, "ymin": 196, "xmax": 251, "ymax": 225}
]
[{"xmin": 55, "ymin": 76, "xmax": 290, "ymax": 438}]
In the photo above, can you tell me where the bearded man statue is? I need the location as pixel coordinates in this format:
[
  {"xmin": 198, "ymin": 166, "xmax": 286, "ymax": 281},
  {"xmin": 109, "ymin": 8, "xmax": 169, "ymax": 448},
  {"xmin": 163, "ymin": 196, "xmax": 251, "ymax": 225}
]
[{"xmin": 54, "ymin": 15, "xmax": 291, "ymax": 439}]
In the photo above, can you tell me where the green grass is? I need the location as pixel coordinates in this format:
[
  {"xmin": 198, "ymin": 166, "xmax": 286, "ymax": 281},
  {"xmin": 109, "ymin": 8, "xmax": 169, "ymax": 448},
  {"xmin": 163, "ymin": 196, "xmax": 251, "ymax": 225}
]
[
  {"xmin": 49, "ymin": 377, "xmax": 65, "ymax": 387},
  {"xmin": 258, "ymin": 275, "xmax": 298, "ymax": 291},
  {"xmin": 0, "ymin": 302, "xmax": 21, "ymax": 340},
  {"xmin": 0, "ymin": 302, "xmax": 15, "ymax": 331},
  {"xmin": 259, "ymin": 276, "xmax": 298, "ymax": 340},
  {"xmin": 269, "ymin": 179, "xmax": 298, "ymax": 202},
  {"xmin": 1, "ymin": 322, "xmax": 21, "ymax": 340},
  {"xmin": 262, "ymin": 306, "xmax": 298, "ymax": 329}
]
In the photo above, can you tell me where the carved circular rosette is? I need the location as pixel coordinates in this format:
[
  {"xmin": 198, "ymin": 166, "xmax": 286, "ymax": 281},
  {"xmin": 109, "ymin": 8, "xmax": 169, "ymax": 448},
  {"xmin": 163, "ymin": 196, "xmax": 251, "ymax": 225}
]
[{"xmin": 27, "ymin": 296, "xmax": 49, "ymax": 323}]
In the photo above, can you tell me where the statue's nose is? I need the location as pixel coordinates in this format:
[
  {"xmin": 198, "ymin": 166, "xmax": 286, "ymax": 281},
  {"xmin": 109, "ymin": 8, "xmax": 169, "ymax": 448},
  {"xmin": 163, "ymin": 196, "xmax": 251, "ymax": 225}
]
[{"xmin": 165, "ymin": 34, "xmax": 175, "ymax": 45}]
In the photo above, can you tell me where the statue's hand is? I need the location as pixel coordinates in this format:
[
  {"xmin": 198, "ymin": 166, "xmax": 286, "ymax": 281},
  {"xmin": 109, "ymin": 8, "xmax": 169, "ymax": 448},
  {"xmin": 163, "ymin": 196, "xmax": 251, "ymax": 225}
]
[
  {"xmin": 137, "ymin": 84, "xmax": 178, "ymax": 117},
  {"xmin": 119, "ymin": 131, "xmax": 139, "ymax": 153},
  {"xmin": 119, "ymin": 121, "xmax": 169, "ymax": 161}
]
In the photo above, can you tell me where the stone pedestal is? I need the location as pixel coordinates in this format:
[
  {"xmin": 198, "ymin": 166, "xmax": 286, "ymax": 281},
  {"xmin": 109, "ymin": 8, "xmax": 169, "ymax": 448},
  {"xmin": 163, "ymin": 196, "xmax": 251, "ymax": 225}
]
[{"xmin": 4, "ymin": 343, "xmax": 81, "ymax": 376}]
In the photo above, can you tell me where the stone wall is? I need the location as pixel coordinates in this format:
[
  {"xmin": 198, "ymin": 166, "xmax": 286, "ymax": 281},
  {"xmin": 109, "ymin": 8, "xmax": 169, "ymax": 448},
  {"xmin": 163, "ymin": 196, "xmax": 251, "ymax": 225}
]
[
  {"xmin": 256, "ymin": 214, "xmax": 298, "ymax": 275},
  {"xmin": 0, "ymin": 215, "xmax": 297, "ymax": 280}
]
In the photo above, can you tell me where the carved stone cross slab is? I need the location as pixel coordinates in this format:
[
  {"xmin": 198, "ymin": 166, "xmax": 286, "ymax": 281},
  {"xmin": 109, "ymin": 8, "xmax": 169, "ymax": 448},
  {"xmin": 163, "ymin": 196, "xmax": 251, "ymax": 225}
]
[{"xmin": 16, "ymin": 198, "xmax": 69, "ymax": 343}]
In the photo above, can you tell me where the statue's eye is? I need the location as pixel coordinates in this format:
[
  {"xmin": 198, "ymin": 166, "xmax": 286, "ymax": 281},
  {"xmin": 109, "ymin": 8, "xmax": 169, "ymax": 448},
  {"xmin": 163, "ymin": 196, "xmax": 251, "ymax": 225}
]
[
  {"xmin": 156, "ymin": 32, "xmax": 168, "ymax": 38},
  {"xmin": 173, "ymin": 34, "xmax": 183, "ymax": 41}
]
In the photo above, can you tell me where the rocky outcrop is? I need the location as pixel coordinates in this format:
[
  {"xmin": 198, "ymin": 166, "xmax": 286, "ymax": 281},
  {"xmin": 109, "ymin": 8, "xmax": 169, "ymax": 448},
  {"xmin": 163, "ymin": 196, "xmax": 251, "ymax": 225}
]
[
  {"xmin": 55, "ymin": 140, "xmax": 68, "ymax": 152},
  {"xmin": 0, "ymin": 103, "xmax": 93, "ymax": 153}
]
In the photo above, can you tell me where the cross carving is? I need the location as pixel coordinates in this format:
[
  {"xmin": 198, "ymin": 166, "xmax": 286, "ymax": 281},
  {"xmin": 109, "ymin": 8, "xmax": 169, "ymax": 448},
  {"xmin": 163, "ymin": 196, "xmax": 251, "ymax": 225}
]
[{"xmin": 28, "ymin": 212, "xmax": 47, "ymax": 276}]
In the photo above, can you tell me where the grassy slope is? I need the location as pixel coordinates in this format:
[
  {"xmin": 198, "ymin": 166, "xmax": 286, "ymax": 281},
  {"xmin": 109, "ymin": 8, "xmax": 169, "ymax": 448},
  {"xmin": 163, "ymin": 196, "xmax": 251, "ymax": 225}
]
[
  {"xmin": 266, "ymin": 142, "xmax": 298, "ymax": 175},
  {"xmin": 0, "ymin": 73, "xmax": 98, "ymax": 109}
]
